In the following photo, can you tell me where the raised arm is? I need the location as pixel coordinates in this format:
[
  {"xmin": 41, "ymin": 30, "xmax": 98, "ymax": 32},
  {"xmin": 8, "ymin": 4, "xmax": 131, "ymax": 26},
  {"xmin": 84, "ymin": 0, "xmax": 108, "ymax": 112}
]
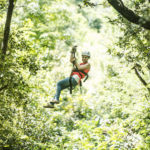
[
  {"xmin": 70, "ymin": 52, "xmax": 76, "ymax": 63},
  {"xmin": 70, "ymin": 46, "xmax": 77, "ymax": 63}
]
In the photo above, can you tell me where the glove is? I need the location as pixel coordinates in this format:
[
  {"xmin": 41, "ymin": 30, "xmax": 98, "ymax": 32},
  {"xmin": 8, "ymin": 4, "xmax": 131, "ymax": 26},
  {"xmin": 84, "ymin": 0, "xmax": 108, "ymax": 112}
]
[{"xmin": 71, "ymin": 46, "xmax": 77, "ymax": 53}]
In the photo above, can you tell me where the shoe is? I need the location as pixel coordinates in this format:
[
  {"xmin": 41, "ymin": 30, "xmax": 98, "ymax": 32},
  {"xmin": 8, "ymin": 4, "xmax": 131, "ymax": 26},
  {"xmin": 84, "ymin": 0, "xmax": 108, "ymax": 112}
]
[
  {"xmin": 50, "ymin": 99, "xmax": 59, "ymax": 104},
  {"xmin": 43, "ymin": 103, "xmax": 54, "ymax": 108}
]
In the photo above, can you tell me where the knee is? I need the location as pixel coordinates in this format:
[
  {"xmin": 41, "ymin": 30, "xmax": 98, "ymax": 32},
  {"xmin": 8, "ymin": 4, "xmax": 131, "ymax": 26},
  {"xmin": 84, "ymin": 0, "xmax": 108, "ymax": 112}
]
[{"xmin": 57, "ymin": 81, "xmax": 62, "ymax": 87}]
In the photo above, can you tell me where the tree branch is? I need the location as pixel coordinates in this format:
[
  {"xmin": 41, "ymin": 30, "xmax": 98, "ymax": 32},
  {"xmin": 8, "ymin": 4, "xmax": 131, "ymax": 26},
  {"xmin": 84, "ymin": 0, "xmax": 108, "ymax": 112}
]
[
  {"xmin": 133, "ymin": 66, "xmax": 150, "ymax": 92},
  {"xmin": 2, "ymin": 0, "xmax": 14, "ymax": 56},
  {"xmin": 107, "ymin": 0, "xmax": 150, "ymax": 30}
]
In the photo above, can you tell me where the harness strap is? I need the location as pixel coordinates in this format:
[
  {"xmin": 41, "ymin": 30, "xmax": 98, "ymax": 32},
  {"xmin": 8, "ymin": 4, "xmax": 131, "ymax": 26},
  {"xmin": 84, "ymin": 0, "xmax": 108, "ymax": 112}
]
[
  {"xmin": 69, "ymin": 76, "xmax": 73, "ymax": 94},
  {"xmin": 79, "ymin": 70, "xmax": 89, "ymax": 82},
  {"xmin": 73, "ymin": 69, "xmax": 89, "ymax": 82},
  {"xmin": 69, "ymin": 51, "xmax": 77, "ymax": 94}
]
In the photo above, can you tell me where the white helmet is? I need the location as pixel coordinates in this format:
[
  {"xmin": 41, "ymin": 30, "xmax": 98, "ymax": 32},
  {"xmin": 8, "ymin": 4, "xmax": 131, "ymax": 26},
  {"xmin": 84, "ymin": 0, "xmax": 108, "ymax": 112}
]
[{"xmin": 82, "ymin": 51, "xmax": 90, "ymax": 57}]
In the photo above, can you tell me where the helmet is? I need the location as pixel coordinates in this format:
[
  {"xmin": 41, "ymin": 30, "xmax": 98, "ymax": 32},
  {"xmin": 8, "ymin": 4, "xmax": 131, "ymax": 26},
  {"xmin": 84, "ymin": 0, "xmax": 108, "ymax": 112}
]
[{"xmin": 82, "ymin": 51, "xmax": 90, "ymax": 57}]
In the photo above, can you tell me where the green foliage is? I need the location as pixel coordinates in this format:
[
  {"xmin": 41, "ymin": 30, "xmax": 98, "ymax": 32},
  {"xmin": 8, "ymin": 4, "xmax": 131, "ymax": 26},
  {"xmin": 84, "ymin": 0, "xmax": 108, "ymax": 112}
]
[
  {"xmin": 0, "ymin": 0, "xmax": 150, "ymax": 149},
  {"xmin": 89, "ymin": 18, "xmax": 102, "ymax": 32}
]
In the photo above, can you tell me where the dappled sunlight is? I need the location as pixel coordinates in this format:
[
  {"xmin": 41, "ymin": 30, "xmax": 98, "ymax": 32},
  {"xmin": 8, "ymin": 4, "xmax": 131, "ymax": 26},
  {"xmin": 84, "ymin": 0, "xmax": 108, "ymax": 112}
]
[{"xmin": 0, "ymin": 0, "xmax": 150, "ymax": 149}]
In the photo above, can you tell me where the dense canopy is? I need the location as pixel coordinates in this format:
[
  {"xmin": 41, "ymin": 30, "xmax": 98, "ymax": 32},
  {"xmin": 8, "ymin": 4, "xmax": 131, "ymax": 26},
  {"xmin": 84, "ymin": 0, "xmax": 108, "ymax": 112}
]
[{"xmin": 0, "ymin": 0, "xmax": 150, "ymax": 149}]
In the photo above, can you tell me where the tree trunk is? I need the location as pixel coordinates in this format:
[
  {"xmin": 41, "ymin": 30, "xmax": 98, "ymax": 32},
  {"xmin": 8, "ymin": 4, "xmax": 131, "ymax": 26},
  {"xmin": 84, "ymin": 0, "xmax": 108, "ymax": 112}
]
[
  {"xmin": 2, "ymin": 0, "xmax": 15, "ymax": 56},
  {"xmin": 108, "ymin": 0, "xmax": 150, "ymax": 30}
]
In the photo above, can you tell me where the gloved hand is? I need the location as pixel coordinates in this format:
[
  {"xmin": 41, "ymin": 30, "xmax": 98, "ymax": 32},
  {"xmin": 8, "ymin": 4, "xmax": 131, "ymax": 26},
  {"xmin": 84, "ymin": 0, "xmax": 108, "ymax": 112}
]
[{"xmin": 71, "ymin": 45, "xmax": 77, "ymax": 53}]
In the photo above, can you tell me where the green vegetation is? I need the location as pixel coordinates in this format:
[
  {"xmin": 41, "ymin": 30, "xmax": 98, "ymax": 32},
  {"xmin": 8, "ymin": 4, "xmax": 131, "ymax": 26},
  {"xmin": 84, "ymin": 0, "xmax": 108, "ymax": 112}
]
[{"xmin": 0, "ymin": 0, "xmax": 150, "ymax": 149}]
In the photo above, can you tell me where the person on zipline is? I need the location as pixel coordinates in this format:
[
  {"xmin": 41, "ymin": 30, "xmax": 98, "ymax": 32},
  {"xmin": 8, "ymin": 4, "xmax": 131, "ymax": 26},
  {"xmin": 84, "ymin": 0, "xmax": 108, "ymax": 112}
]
[{"xmin": 44, "ymin": 46, "xmax": 91, "ymax": 108}]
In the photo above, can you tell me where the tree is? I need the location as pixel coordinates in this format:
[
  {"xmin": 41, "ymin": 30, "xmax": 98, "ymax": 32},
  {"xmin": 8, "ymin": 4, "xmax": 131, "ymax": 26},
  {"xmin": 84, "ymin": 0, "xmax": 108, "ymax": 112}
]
[
  {"xmin": 1, "ymin": 0, "xmax": 15, "ymax": 57},
  {"xmin": 83, "ymin": 0, "xmax": 150, "ymax": 30},
  {"xmin": 107, "ymin": 0, "xmax": 150, "ymax": 30}
]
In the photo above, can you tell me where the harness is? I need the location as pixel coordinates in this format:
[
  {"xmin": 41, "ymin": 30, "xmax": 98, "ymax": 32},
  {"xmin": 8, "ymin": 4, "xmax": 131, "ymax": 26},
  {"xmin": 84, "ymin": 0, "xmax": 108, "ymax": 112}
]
[
  {"xmin": 69, "ymin": 68, "xmax": 89, "ymax": 94},
  {"xmin": 72, "ymin": 68, "xmax": 89, "ymax": 82},
  {"xmin": 69, "ymin": 46, "xmax": 89, "ymax": 94}
]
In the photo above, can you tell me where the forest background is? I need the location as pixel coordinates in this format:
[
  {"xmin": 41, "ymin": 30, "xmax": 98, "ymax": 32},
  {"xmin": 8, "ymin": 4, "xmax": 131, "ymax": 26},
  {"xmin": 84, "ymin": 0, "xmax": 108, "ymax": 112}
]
[{"xmin": 0, "ymin": 0, "xmax": 150, "ymax": 149}]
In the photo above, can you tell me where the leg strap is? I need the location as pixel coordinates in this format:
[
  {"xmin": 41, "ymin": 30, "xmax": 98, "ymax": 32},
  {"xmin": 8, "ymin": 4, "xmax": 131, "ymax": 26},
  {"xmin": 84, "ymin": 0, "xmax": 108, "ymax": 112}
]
[{"xmin": 69, "ymin": 76, "xmax": 72, "ymax": 94}]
